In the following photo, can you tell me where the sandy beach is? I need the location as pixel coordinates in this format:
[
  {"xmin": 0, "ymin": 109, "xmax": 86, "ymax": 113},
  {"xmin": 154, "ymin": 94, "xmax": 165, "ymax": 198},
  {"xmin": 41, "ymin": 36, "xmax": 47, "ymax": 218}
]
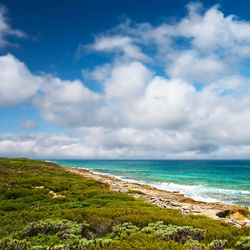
[{"xmin": 64, "ymin": 166, "xmax": 250, "ymax": 228}]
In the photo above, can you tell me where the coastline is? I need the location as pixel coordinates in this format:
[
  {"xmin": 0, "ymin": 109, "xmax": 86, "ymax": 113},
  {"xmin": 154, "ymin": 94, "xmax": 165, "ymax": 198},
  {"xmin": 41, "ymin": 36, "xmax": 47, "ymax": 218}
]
[{"xmin": 63, "ymin": 166, "xmax": 250, "ymax": 228}]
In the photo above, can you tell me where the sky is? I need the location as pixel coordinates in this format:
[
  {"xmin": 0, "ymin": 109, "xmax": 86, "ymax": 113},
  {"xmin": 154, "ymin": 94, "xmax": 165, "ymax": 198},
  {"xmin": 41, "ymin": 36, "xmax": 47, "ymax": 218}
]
[{"xmin": 2, "ymin": 0, "xmax": 250, "ymax": 159}]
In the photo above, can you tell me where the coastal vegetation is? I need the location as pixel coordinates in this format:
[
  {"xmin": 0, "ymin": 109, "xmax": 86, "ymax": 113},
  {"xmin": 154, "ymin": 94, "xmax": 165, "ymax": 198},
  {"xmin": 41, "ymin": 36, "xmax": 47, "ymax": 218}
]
[{"xmin": 0, "ymin": 158, "xmax": 249, "ymax": 249}]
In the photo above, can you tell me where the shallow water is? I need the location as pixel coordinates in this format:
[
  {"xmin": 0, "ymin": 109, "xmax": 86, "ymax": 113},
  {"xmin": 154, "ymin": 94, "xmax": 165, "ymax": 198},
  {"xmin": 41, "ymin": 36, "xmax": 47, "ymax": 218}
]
[{"xmin": 48, "ymin": 160, "xmax": 250, "ymax": 206}]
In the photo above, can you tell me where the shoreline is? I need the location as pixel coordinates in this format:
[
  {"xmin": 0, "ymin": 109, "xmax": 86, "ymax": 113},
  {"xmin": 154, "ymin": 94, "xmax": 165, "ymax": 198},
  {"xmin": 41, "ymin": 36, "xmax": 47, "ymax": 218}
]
[
  {"xmin": 63, "ymin": 166, "xmax": 250, "ymax": 227},
  {"xmin": 51, "ymin": 160, "xmax": 250, "ymax": 206}
]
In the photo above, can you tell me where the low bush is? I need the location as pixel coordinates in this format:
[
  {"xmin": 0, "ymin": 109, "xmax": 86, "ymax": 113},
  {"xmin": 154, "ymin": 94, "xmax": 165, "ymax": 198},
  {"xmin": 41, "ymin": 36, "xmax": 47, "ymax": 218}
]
[
  {"xmin": 235, "ymin": 236, "xmax": 250, "ymax": 249},
  {"xmin": 109, "ymin": 233, "xmax": 187, "ymax": 250},
  {"xmin": 0, "ymin": 238, "xmax": 30, "ymax": 250},
  {"xmin": 112, "ymin": 222, "xmax": 140, "ymax": 237},
  {"xmin": 207, "ymin": 239, "xmax": 227, "ymax": 250},
  {"xmin": 140, "ymin": 221, "xmax": 205, "ymax": 244},
  {"xmin": 20, "ymin": 219, "xmax": 82, "ymax": 238},
  {"xmin": 0, "ymin": 218, "xmax": 114, "ymax": 249}
]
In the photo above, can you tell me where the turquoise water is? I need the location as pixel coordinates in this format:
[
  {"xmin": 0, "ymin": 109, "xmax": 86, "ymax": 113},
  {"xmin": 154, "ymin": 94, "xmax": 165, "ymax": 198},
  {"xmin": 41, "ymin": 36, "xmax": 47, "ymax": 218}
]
[{"xmin": 49, "ymin": 160, "xmax": 250, "ymax": 206}]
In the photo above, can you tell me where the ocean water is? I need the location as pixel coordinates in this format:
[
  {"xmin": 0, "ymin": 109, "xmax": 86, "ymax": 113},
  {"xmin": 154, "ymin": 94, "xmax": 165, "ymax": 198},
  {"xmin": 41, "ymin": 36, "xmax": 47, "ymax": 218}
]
[{"xmin": 49, "ymin": 160, "xmax": 250, "ymax": 206}]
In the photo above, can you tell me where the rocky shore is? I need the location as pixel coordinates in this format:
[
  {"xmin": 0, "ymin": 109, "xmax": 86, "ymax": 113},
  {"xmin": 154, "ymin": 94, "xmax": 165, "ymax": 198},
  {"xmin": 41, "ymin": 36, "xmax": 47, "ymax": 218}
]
[{"xmin": 64, "ymin": 167, "xmax": 250, "ymax": 228}]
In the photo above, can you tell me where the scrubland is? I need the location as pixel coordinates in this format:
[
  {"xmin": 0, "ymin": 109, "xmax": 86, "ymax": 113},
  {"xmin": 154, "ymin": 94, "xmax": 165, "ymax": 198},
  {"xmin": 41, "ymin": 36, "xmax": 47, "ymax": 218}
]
[{"xmin": 0, "ymin": 158, "xmax": 249, "ymax": 249}]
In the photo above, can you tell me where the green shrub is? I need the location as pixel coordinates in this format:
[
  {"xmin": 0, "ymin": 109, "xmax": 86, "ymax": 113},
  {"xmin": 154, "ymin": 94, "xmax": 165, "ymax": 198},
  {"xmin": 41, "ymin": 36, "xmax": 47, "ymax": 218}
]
[
  {"xmin": 78, "ymin": 238, "xmax": 113, "ymax": 249},
  {"xmin": 27, "ymin": 233, "xmax": 61, "ymax": 248},
  {"xmin": 207, "ymin": 239, "xmax": 227, "ymax": 250},
  {"xmin": 4, "ymin": 188, "xmax": 33, "ymax": 200},
  {"xmin": 20, "ymin": 219, "xmax": 83, "ymax": 238},
  {"xmin": 0, "ymin": 238, "xmax": 30, "ymax": 250},
  {"xmin": 109, "ymin": 233, "xmax": 187, "ymax": 250},
  {"xmin": 0, "ymin": 218, "xmax": 115, "ymax": 249},
  {"xmin": 141, "ymin": 221, "xmax": 205, "ymax": 244},
  {"xmin": 184, "ymin": 238, "xmax": 206, "ymax": 249},
  {"xmin": 112, "ymin": 222, "xmax": 140, "ymax": 237},
  {"xmin": 235, "ymin": 236, "xmax": 250, "ymax": 249},
  {"xmin": 0, "ymin": 200, "xmax": 25, "ymax": 211}
]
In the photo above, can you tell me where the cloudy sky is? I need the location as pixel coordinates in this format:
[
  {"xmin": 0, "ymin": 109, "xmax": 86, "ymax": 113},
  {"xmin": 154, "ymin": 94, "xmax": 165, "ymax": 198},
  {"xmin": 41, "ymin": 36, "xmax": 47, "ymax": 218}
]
[{"xmin": 1, "ymin": 0, "xmax": 250, "ymax": 159}]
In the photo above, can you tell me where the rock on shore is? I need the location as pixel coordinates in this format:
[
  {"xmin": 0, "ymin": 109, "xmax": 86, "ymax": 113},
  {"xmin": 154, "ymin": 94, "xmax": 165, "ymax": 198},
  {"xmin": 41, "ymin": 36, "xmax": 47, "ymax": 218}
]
[{"xmin": 65, "ymin": 167, "xmax": 250, "ymax": 228}]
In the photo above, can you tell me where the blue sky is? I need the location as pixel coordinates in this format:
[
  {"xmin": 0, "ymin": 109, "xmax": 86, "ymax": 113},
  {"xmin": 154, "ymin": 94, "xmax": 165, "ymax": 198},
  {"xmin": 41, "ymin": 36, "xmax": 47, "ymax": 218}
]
[
  {"xmin": 1, "ymin": 0, "xmax": 250, "ymax": 159},
  {"xmin": 2, "ymin": 0, "xmax": 250, "ymax": 80}
]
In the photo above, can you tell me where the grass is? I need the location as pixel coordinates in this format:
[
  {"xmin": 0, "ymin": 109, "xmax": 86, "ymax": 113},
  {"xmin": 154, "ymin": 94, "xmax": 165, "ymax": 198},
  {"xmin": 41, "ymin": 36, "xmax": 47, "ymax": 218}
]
[{"xmin": 0, "ymin": 158, "xmax": 249, "ymax": 249}]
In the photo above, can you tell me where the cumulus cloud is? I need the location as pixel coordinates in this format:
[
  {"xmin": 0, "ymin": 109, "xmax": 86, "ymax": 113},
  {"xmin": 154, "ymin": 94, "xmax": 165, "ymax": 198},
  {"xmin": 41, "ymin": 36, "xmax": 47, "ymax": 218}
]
[
  {"xmin": 0, "ymin": 54, "xmax": 41, "ymax": 107},
  {"xmin": 34, "ymin": 77, "xmax": 100, "ymax": 127},
  {"xmin": 178, "ymin": 3, "xmax": 250, "ymax": 54},
  {"xmin": 104, "ymin": 61, "xmax": 152, "ymax": 100},
  {"xmin": 166, "ymin": 50, "xmax": 226, "ymax": 83},
  {"xmin": 2, "ymin": 2, "xmax": 250, "ymax": 158},
  {"xmin": 123, "ymin": 77, "xmax": 195, "ymax": 130},
  {"xmin": 136, "ymin": 2, "xmax": 250, "ymax": 56}
]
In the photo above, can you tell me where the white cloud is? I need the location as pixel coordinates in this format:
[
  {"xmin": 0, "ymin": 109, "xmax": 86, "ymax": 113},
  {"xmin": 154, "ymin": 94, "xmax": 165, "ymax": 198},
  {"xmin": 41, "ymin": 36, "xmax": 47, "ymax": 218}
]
[
  {"xmin": 82, "ymin": 63, "xmax": 112, "ymax": 82},
  {"xmin": 179, "ymin": 4, "xmax": 250, "ymax": 54},
  {"xmin": 0, "ymin": 5, "xmax": 26, "ymax": 47},
  {"xmin": 3, "ymin": 3, "xmax": 250, "ymax": 158},
  {"xmin": 141, "ymin": 3, "xmax": 250, "ymax": 57},
  {"xmin": 1, "ymin": 128, "xmax": 250, "ymax": 159},
  {"xmin": 91, "ymin": 35, "xmax": 149, "ymax": 60},
  {"xmin": 34, "ymin": 77, "xmax": 100, "ymax": 127},
  {"xmin": 104, "ymin": 61, "xmax": 152, "ymax": 100},
  {"xmin": 166, "ymin": 50, "xmax": 226, "ymax": 83},
  {"xmin": 0, "ymin": 54, "xmax": 41, "ymax": 107},
  {"xmin": 123, "ymin": 77, "xmax": 195, "ymax": 129}
]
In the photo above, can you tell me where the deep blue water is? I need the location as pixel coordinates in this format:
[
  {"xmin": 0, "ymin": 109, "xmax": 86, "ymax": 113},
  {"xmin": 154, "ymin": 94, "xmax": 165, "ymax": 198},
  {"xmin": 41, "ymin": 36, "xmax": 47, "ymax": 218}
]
[{"xmin": 48, "ymin": 160, "xmax": 250, "ymax": 206}]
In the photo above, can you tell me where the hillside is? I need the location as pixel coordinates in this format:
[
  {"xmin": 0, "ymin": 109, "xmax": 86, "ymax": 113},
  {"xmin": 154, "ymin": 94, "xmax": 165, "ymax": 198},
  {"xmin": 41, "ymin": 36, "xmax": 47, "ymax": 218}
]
[{"xmin": 0, "ymin": 158, "xmax": 249, "ymax": 249}]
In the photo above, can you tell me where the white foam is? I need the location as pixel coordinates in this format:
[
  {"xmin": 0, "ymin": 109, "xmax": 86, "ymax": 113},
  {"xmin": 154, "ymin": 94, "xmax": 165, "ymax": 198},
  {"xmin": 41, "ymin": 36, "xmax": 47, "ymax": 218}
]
[
  {"xmin": 105, "ymin": 175, "xmax": 249, "ymax": 204},
  {"xmin": 242, "ymin": 190, "xmax": 250, "ymax": 194},
  {"xmin": 152, "ymin": 182, "xmax": 221, "ymax": 203},
  {"xmin": 56, "ymin": 164, "xmax": 249, "ymax": 205},
  {"xmin": 90, "ymin": 169, "xmax": 248, "ymax": 204},
  {"xmin": 150, "ymin": 182, "xmax": 250, "ymax": 204}
]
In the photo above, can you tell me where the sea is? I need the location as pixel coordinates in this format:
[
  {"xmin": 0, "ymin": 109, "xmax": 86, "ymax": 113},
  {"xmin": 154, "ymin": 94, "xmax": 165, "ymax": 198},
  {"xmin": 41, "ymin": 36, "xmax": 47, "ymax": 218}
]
[{"xmin": 48, "ymin": 160, "xmax": 250, "ymax": 206}]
